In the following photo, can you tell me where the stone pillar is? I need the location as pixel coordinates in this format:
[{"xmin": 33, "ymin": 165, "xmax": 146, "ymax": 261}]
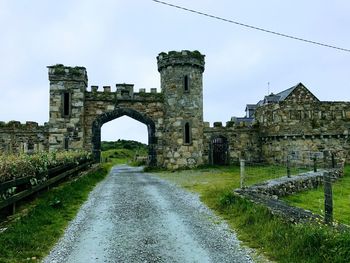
[
  {"xmin": 157, "ymin": 50, "xmax": 205, "ymax": 169},
  {"xmin": 48, "ymin": 65, "xmax": 87, "ymax": 151}
]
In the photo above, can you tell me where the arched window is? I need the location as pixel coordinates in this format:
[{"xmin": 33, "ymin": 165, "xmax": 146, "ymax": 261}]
[
  {"xmin": 184, "ymin": 122, "xmax": 191, "ymax": 144},
  {"xmin": 184, "ymin": 75, "xmax": 189, "ymax": 92}
]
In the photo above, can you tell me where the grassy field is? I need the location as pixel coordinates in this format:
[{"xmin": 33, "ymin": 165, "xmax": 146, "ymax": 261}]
[
  {"xmin": 155, "ymin": 164, "xmax": 306, "ymax": 201},
  {"xmin": 283, "ymin": 165, "xmax": 350, "ymax": 226},
  {"xmin": 101, "ymin": 148, "xmax": 136, "ymax": 164},
  {"xmin": 153, "ymin": 164, "xmax": 350, "ymax": 263},
  {"xmin": 101, "ymin": 139, "xmax": 148, "ymax": 165},
  {"xmin": 0, "ymin": 163, "xmax": 112, "ymax": 263}
]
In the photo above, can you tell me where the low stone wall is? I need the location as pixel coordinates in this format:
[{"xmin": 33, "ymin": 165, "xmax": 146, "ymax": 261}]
[
  {"xmin": 235, "ymin": 168, "xmax": 346, "ymax": 227},
  {"xmin": 239, "ymin": 168, "xmax": 343, "ymax": 197}
]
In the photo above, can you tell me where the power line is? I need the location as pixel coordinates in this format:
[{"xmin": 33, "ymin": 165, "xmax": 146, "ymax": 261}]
[{"xmin": 152, "ymin": 0, "xmax": 350, "ymax": 53}]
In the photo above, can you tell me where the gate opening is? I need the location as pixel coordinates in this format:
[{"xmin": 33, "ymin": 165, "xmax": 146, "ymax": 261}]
[
  {"xmin": 101, "ymin": 116, "xmax": 148, "ymax": 165},
  {"xmin": 92, "ymin": 108, "xmax": 157, "ymax": 166},
  {"xmin": 210, "ymin": 136, "xmax": 229, "ymax": 165}
]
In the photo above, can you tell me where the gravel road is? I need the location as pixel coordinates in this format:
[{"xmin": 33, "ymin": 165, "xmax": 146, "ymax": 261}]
[{"xmin": 43, "ymin": 165, "xmax": 256, "ymax": 263}]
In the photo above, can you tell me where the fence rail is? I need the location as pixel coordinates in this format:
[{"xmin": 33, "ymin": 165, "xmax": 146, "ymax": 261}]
[{"xmin": 0, "ymin": 160, "xmax": 93, "ymax": 212}]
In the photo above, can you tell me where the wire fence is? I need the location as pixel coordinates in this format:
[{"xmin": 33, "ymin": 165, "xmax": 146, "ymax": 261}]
[{"xmin": 238, "ymin": 148, "xmax": 349, "ymax": 227}]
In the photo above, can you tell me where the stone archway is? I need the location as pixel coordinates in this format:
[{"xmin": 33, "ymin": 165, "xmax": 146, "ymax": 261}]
[
  {"xmin": 91, "ymin": 108, "xmax": 157, "ymax": 166},
  {"xmin": 209, "ymin": 135, "xmax": 229, "ymax": 165}
]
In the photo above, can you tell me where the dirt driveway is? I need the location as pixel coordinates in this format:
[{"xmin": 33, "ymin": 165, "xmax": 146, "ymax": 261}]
[{"xmin": 43, "ymin": 165, "xmax": 254, "ymax": 263}]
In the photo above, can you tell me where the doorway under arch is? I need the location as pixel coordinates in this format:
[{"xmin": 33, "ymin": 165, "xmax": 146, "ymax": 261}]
[
  {"xmin": 209, "ymin": 135, "xmax": 229, "ymax": 165},
  {"xmin": 91, "ymin": 108, "xmax": 157, "ymax": 166}
]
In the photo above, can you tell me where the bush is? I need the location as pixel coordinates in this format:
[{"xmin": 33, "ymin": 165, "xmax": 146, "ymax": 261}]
[{"xmin": 0, "ymin": 151, "xmax": 92, "ymax": 183}]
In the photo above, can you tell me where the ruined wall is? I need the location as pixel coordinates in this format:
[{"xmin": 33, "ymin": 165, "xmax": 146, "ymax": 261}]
[
  {"xmin": 203, "ymin": 121, "xmax": 260, "ymax": 164},
  {"xmin": 0, "ymin": 121, "xmax": 48, "ymax": 154},
  {"xmin": 255, "ymin": 98, "xmax": 350, "ymax": 163}
]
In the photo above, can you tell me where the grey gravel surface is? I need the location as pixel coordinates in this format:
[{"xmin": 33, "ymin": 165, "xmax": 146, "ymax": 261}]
[{"xmin": 43, "ymin": 165, "xmax": 256, "ymax": 263}]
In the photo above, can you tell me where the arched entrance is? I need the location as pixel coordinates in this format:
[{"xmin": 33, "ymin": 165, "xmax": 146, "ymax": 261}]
[
  {"xmin": 91, "ymin": 108, "xmax": 157, "ymax": 166},
  {"xmin": 210, "ymin": 136, "xmax": 229, "ymax": 165}
]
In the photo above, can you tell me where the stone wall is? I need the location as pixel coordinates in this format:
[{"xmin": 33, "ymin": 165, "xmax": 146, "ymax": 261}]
[
  {"xmin": 83, "ymin": 85, "xmax": 164, "ymax": 166},
  {"xmin": 255, "ymin": 98, "xmax": 350, "ymax": 164},
  {"xmin": 237, "ymin": 168, "xmax": 343, "ymax": 198},
  {"xmin": 234, "ymin": 168, "xmax": 345, "ymax": 225},
  {"xmin": 48, "ymin": 65, "xmax": 87, "ymax": 152},
  {"xmin": 158, "ymin": 51, "xmax": 205, "ymax": 169},
  {"xmin": 2, "ymin": 50, "xmax": 350, "ymax": 170},
  {"xmin": 0, "ymin": 121, "xmax": 48, "ymax": 154},
  {"xmin": 203, "ymin": 121, "xmax": 260, "ymax": 164}
]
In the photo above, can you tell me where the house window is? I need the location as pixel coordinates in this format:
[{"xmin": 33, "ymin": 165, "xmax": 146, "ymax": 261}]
[
  {"xmin": 184, "ymin": 122, "xmax": 191, "ymax": 144},
  {"xmin": 184, "ymin": 75, "xmax": 189, "ymax": 92},
  {"xmin": 64, "ymin": 137, "xmax": 69, "ymax": 150},
  {"xmin": 63, "ymin": 92, "xmax": 71, "ymax": 117}
]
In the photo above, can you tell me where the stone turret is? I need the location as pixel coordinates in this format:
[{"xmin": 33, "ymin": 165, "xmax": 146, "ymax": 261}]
[
  {"xmin": 157, "ymin": 50, "xmax": 205, "ymax": 169},
  {"xmin": 48, "ymin": 65, "xmax": 87, "ymax": 151}
]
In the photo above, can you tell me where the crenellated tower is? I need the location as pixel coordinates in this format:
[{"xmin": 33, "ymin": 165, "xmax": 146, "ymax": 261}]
[
  {"xmin": 157, "ymin": 50, "xmax": 205, "ymax": 169},
  {"xmin": 48, "ymin": 65, "xmax": 87, "ymax": 151}
]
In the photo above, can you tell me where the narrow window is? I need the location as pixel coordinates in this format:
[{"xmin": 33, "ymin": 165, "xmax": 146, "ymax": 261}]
[
  {"xmin": 63, "ymin": 92, "xmax": 70, "ymax": 116},
  {"xmin": 64, "ymin": 137, "xmax": 69, "ymax": 150},
  {"xmin": 184, "ymin": 122, "xmax": 191, "ymax": 144},
  {"xmin": 28, "ymin": 141, "xmax": 34, "ymax": 151},
  {"xmin": 184, "ymin": 75, "xmax": 189, "ymax": 92}
]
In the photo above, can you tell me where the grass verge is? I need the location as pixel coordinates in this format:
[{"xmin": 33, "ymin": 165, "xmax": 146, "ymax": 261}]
[
  {"xmin": 0, "ymin": 163, "xmax": 111, "ymax": 263},
  {"xmin": 154, "ymin": 165, "xmax": 350, "ymax": 263},
  {"xmin": 283, "ymin": 165, "xmax": 350, "ymax": 225}
]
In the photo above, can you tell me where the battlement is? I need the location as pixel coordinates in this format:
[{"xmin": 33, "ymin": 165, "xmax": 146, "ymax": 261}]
[
  {"xmin": 0, "ymin": 121, "xmax": 48, "ymax": 131},
  {"xmin": 86, "ymin": 84, "xmax": 163, "ymax": 102},
  {"xmin": 48, "ymin": 64, "xmax": 88, "ymax": 85},
  {"xmin": 203, "ymin": 120, "xmax": 255, "ymax": 129},
  {"xmin": 157, "ymin": 50, "xmax": 205, "ymax": 72}
]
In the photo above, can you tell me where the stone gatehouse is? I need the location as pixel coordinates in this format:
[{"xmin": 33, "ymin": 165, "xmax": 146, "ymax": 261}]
[{"xmin": 1, "ymin": 50, "xmax": 350, "ymax": 169}]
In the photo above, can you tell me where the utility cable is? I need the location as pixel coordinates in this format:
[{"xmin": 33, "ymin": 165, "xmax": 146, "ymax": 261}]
[{"xmin": 152, "ymin": 0, "xmax": 350, "ymax": 53}]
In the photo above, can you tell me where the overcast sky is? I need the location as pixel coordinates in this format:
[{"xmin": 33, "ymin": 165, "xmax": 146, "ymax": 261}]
[{"xmin": 0, "ymin": 0, "xmax": 349, "ymax": 143}]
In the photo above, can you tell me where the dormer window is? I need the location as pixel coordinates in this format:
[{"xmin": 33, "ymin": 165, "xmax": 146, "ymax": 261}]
[{"xmin": 184, "ymin": 75, "xmax": 190, "ymax": 92}]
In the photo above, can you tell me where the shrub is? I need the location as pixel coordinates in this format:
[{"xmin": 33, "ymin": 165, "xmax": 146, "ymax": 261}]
[{"xmin": 0, "ymin": 151, "xmax": 92, "ymax": 183}]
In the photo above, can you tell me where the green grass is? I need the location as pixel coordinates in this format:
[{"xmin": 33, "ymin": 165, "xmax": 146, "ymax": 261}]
[
  {"xmin": 153, "ymin": 164, "xmax": 350, "ymax": 263},
  {"xmin": 101, "ymin": 148, "xmax": 136, "ymax": 165},
  {"xmin": 283, "ymin": 165, "xmax": 350, "ymax": 226},
  {"xmin": 0, "ymin": 163, "xmax": 112, "ymax": 263},
  {"xmin": 156, "ymin": 164, "xmax": 306, "ymax": 196}
]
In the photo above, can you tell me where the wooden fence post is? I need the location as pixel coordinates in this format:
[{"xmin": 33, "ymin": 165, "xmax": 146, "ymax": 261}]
[
  {"xmin": 240, "ymin": 159, "xmax": 245, "ymax": 188},
  {"xmin": 313, "ymin": 154, "xmax": 317, "ymax": 172},
  {"xmin": 331, "ymin": 152, "xmax": 336, "ymax": 168},
  {"xmin": 286, "ymin": 156, "xmax": 291, "ymax": 178},
  {"xmin": 12, "ymin": 202, "xmax": 16, "ymax": 214},
  {"xmin": 324, "ymin": 171, "xmax": 333, "ymax": 225}
]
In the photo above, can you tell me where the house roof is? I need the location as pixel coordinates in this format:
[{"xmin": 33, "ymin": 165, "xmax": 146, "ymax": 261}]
[
  {"xmin": 245, "ymin": 104, "xmax": 258, "ymax": 111},
  {"xmin": 256, "ymin": 82, "xmax": 318, "ymax": 106},
  {"xmin": 275, "ymin": 84, "xmax": 299, "ymax": 101},
  {"xmin": 236, "ymin": 82, "xmax": 319, "ymax": 121}
]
